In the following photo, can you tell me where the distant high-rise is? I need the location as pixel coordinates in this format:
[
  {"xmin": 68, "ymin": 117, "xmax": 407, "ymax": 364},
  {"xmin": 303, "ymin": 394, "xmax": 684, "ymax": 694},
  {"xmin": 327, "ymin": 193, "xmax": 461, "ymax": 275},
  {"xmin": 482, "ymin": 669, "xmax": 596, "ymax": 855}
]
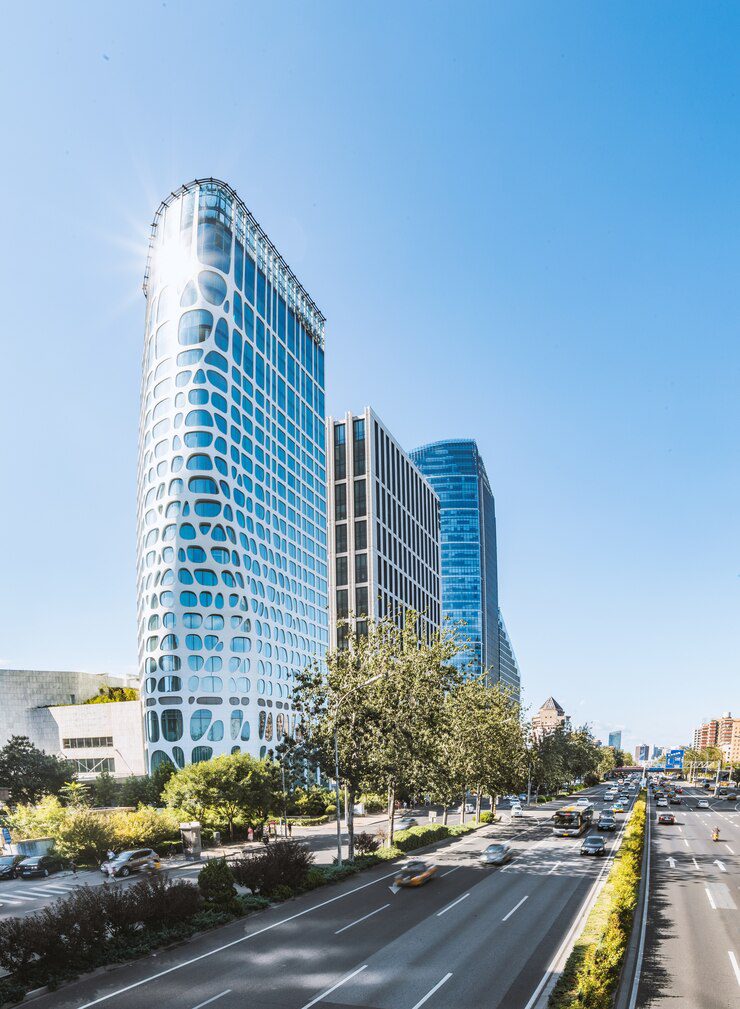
[
  {"xmin": 326, "ymin": 408, "xmax": 441, "ymax": 647},
  {"xmin": 608, "ymin": 730, "xmax": 622, "ymax": 751},
  {"xmin": 137, "ymin": 179, "xmax": 328, "ymax": 770},
  {"xmin": 635, "ymin": 743, "xmax": 650, "ymax": 763},
  {"xmin": 497, "ymin": 611, "xmax": 521, "ymax": 702},
  {"xmin": 410, "ymin": 440, "xmax": 499, "ymax": 682}
]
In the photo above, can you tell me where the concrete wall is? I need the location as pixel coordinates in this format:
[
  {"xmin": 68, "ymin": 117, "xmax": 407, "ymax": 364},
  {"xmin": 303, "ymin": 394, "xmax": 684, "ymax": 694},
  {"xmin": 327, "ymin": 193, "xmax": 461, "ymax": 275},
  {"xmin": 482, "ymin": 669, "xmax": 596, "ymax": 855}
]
[{"xmin": 49, "ymin": 700, "xmax": 146, "ymax": 779}]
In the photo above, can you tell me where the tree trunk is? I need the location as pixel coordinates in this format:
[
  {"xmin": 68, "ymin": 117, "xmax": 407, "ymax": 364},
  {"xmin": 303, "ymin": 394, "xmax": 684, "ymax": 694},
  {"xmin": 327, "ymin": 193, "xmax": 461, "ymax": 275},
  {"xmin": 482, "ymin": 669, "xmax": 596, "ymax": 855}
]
[
  {"xmin": 442, "ymin": 805, "xmax": 449, "ymax": 826},
  {"xmin": 460, "ymin": 789, "xmax": 466, "ymax": 824},
  {"xmin": 347, "ymin": 787, "xmax": 356, "ymax": 861},
  {"xmin": 475, "ymin": 789, "xmax": 482, "ymax": 824},
  {"xmin": 387, "ymin": 782, "xmax": 396, "ymax": 847}
]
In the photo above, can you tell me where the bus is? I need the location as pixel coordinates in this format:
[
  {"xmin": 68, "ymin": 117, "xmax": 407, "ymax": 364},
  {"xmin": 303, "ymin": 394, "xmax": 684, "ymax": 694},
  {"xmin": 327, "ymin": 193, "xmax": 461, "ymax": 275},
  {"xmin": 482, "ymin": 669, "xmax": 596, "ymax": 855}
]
[{"xmin": 552, "ymin": 803, "xmax": 594, "ymax": 836}]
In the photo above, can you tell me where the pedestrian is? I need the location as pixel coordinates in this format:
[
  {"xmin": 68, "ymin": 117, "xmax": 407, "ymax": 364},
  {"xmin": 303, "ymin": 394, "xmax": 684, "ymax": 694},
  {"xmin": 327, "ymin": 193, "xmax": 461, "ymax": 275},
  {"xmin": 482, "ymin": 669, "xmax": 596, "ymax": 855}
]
[
  {"xmin": 107, "ymin": 849, "xmax": 115, "ymax": 861},
  {"xmin": 263, "ymin": 827, "xmax": 270, "ymax": 845},
  {"xmin": 70, "ymin": 860, "xmax": 77, "ymax": 876},
  {"xmin": 247, "ymin": 826, "xmax": 254, "ymax": 843},
  {"xmin": 287, "ymin": 821, "xmax": 292, "ymax": 837}
]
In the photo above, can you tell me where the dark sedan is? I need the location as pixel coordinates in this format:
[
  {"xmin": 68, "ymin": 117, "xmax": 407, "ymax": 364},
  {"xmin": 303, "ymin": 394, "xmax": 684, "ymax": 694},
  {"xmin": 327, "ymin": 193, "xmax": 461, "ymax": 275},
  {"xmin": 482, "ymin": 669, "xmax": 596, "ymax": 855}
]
[
  {"xmin": 18, "ymin": 855, "xmax": 61, "ymax": 879},
  {"xmin": 0, "ymin": 855, "xmax": 25, "ymax": 880},
  {"xmin": 580, "ymin": 835, "xmax": 607, "ymax": 857}
]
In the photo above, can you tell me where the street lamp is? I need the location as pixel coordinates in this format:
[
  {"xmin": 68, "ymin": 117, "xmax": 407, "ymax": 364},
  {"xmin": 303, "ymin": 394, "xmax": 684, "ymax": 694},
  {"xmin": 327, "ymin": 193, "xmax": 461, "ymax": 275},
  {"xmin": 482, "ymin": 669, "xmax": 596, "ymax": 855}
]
[{"xmin": 333, "ymin": 672, "xmax": 384, "ymax": 867}]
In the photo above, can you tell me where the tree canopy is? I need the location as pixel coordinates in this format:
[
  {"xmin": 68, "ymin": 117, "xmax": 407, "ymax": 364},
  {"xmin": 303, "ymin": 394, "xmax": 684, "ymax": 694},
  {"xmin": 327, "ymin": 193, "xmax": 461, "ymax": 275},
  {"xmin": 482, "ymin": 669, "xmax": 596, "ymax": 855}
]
[{"xmin": 0, "ymin": 736, "xmax": 72, "ymax": 805}]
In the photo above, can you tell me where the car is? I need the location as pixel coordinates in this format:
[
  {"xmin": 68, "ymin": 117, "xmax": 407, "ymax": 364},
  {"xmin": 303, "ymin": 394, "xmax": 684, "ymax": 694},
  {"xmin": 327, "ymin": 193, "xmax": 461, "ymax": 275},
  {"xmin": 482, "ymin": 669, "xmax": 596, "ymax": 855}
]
[
  {"xmin": 104, "ymin": 848, "xmax": 160, "ymax": 878},
  {"xmin": 581, "ymin": 835, "xmax": 607, "ymax": 857},
  {"xmin": 518, "ymin": 794, "xmax": 528, "ymax": 803},
  {"xmin": 0, "ymin": 855, "xmax": 25, "ymax": 880},
  {"xmin": 725, "ymin": 792, "xmax": 738, "ymax": 801},
  {"xmin": 395, "ymin": 817, "xmax": 419, "ymax": 832},
  {"xmin": 481, "ymin": 842, "xmax": 512, "ymax": 866},
  {"xmin": 393, "ymin": 861, "xmax": 438, "ymax": 887},
  {"xmin": 457, "ymin": 803, "xmax": 476, "ymax": 814},
  {"xmin": 669, "ymin": 795, "xmax": 681, "ymax": 805},
  {"xmin": 510, "ymin": 803, "xmax": 524, "ymax": 817},
  {"xmin": 597, "ymin": 815, "xmax": 616, "ymax": 832},
  {"xmin": 18, "ymin": 854, "xmax": 62, "ymax": 879},
  {"xmin": 675, "ymin": 787, "xmax": 683, "ymax": 794},
  {"xmin": 612, "ymin": 801, "xmax": 625, "ymax": 813},
  {"xmin": 575, "ymin": 798, "xmax": 591, "ymax": 807},
  {"xmin": 697, "ymin": 798, "xmax": 709, "ymax": 809},
  {"xmin": 658, "ymin": 812, "xmax": 675, "ymax": 824},
  {"xmin": 656, "ymin": 798, "xmax": 668, "ymax": 808}
]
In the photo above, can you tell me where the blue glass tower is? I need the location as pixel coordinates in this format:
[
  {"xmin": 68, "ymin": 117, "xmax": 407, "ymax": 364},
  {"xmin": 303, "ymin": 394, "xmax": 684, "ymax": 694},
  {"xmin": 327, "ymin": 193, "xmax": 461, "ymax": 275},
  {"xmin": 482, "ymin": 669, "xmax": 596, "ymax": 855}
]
[
  {"xmin": 138, "ymin": 180, "xmax": 328, "ymax": 770},
  {"xmin": 409, "ymin": 440, "xmax": 499, "ymax": 682}
]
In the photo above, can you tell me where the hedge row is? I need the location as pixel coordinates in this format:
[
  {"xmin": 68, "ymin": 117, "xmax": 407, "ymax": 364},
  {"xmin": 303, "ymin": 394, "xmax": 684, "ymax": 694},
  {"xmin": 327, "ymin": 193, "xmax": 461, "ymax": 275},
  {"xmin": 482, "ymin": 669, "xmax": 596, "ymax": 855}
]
[{"xmin": 549, "ymin": 794, "xmax": 646, "ymax": 1009}]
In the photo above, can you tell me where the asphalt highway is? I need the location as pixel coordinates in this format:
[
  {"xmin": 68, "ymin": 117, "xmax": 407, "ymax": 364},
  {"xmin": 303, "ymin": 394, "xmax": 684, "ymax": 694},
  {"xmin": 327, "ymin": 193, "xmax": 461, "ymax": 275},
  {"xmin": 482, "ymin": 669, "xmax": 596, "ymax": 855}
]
[
  {"xmin": 28, "ymin": 785, "xmax": 637, "ymax": 1009},
  {"xmin": 636, "ymin": 784, "xmax": 740, "ymax": 1008}
]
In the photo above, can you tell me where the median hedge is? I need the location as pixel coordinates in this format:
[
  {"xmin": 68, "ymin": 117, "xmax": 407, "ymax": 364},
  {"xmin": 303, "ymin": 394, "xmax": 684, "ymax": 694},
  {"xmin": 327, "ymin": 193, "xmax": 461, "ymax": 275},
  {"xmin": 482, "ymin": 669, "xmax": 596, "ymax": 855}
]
[{"xmin": 549, "ymin": 794, "xmax": 646, "ymax": 1009}]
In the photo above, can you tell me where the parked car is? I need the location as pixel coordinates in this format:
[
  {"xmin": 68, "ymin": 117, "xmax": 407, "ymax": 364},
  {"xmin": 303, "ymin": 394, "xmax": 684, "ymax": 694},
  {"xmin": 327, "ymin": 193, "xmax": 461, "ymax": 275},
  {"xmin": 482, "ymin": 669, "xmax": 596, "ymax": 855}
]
[
  {"xmin": 697, "ymin": 798, "xmax": 709, "ymax": 809},
  {"xmin": 103, "ymin": 848, "xmax": 160, "ymax": 878},
  {"xmin": 395, "ymin": 817, "xmax": 419, "ymax": 832},
  {"xmin": 518, "ymin": 794, "xmax": 528, "ymax": 803},
  {"xmin": 393, "ymin": 861, "xmax": 438, "ymax": 887},
  {"xmin": 481, "ymin": 842, "xmax": 512, "ymax": 866},
  {"xmin": 18, "ymin": 855, "xmax": 62, "ymax": 879},
  {"xmin": 581, "ymin": 835, "xmax": 606, "ymax": 857},
  {"xmin": 0, "ymin": 855, "xmax": 25, "ymax": 880}
]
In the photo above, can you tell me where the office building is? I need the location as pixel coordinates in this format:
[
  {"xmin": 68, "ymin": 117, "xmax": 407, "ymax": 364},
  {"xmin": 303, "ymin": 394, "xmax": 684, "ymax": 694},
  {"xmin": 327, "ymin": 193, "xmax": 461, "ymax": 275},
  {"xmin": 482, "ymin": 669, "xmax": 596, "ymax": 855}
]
[
  {"xmin": 327, "ymin": 408, "xmax": 441, "ymax": 647},
  {"xmin": 497, "ymin": 611, "xmax": 521, "ymax": 702},
  {"xmin": 410, "ymin": 440, "xmax": 499, "ymax": 681},
  {"xmin": 651, "ymin": 745, "xmax": 665, "ymax": 760},
  {"xmin": 49, "ymin": 701, "xmax": 146, "ymax": 779},
  {"xmin": 0, "ymin": 669, "xmax": 126, "ymax": 753},
  {"xmin": 635, "ymin": 743, "xmax": 650, "ymax": 764},
  {"xmin": 138, "ymin": 179, "xmax": 328, "ymax": 770},
  {"xmin": 531, "ymin": 697, "xmax": 568, "ymax": 738},
  {"xmin": 608, "ymin": 730, "xmax": 622, "ymax": 751}
]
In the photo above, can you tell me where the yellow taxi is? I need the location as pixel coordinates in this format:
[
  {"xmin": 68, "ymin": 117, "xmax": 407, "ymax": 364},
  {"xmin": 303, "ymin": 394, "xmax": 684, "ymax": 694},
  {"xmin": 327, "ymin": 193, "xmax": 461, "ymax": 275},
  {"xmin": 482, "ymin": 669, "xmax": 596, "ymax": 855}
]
[{"xmin": 393, "ymin": 861, "xmax": 438, "ymax": 887}]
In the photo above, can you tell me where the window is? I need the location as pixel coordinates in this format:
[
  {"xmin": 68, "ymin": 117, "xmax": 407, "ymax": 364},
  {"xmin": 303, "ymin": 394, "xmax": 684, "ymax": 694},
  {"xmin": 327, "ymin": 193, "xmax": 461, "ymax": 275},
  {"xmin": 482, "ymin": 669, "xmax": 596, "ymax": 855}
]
[
  {"xmin": 336, "ymin": 556, "xmax": 348, "ymax": 586},
  {"xmin": 336, "ymin": 589, "xmax": 348, "ymax": 619},
  {"xmin": 335, "ymin": 524, "xmax": 347, "ymax": 553},
  {"xmin": 353, "ymin": 479, "xmax": 366, "ymax": 517},
  {"xmin": 335, "ymin": 483, "xmax": 347, "ymax": 522},
  {"xmin": 355, "ymin": 552, "xmax": 368, "ymax": 583},
  {"xmin": 191, "ymin": 745, "xmax": 213, "ymax": 763},
  {"xmin": 354, "ymin": 520, "xmax": 367, "ymax": 550},
  {"xmin": 353, "ymin": 418, "xmax": 365, "ymax": 475},
  {"xmin": 161, "ymin": 709, "xmax": 183, "ymax": 741},
  {"xmin": 62, "ymin": 736, "xmax": 113, "ymax": 749},
  {"xmin": 146, "ymin": 710, "xmax": 160, "ymax": 743},
  {"xmin": 334, "ymin": 424, "xmax": 346, "ymax": 479},
  {"xmin": 207, "ymin": 720, "xmax": 224, "ymax": 741},
  {"xmin": 73, "ymin": 757, "xmax": 115, "ymax": 773},
  {"xmin": 198, "ymin": 270, "xmax": 227, "ymax": 305},
  {"xmin": 190, "ymin": 710, "xmax": 212, "ymax": 741},
  {"xmin": 178, "ymin": 309, "xmax": 213, "ymax": 346},
  {"xmin": 355, "ymin": 586, "xmax": 368, "ymax": 617}
]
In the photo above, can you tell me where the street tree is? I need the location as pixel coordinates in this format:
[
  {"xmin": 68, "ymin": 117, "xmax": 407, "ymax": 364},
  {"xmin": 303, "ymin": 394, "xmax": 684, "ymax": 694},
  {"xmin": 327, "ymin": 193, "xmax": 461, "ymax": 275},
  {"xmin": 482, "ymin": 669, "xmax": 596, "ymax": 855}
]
[{"xmin": 0, "ymin": 736, "xmax": 71, "ymax": 805}]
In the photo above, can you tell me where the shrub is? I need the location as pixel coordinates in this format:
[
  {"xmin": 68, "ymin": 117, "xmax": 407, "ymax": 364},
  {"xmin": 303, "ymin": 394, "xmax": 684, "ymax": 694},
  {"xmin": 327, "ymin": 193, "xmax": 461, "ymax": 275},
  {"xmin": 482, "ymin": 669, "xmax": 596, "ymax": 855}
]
[
  {"xmin": 231, "ymin": 840, "xmax": 314, "ymax": 895},
  {"xmin": 354, "ymin": 831, "xmax": 380, "ymax": 855},
  {"xmin": 198, "ymin": 858, "xmax": 237, "ymax": 909},
  {"xmin": 357, "ymin": 792, "xmax": 386, "ymax": 813},
  {"xmin": 55, "ymin": 806, "xmax": 115, "ymax": 863},
  {"xmin": 302, "ymin": 867, "xmax": 328, "ymax": 890},
  {"xmin": 110, "ymin": 805, "xmax": 181, "ymax": 850},
  {"xmin": 325, "ymin": 804, "xmax": 337, "ymax": 816},
  {"xmin": 270, "ymin": 884, "xmax": 295, "ymax": 901},
  {"xmin": 393, "ymin": 824, "xmax": 449, "ymax": 852},
  {"xmin": 237, "ymin": 894, "xmax": 271, "ymax": 913},
  {"xmin": 478, "ymin": 811, "xmax": 494, "ymax": 824}
]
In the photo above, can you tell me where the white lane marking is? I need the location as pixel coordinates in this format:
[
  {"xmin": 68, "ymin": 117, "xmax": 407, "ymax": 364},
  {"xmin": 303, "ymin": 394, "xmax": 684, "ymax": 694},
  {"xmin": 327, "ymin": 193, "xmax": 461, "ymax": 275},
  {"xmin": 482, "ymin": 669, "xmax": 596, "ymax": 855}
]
[
  {"xmin": 502, "ymin": 895, "xmax": 529, "ymax": 921},
  {"xmin": 440, "ymin": 866, "xmax": 460, "ymax": 877},
  {"xmin": 729, "ymin": 952, "xmax": 740, "ymax": 988},
  {"xmin": 334, "ymin": 903, "xmax": 389, "ymax": 934},
  {"xmin": 409, "ymin": 972, "xmax": 453, "ymax": 1009},
  {"xmin": 548, "ymin": 861, "xmax": 561, "ymax": 874},
  {"xmin": 436, "ymin": 892, "xmax": 469, "ymax": 916},
  {"xmin": 299, "ymin": 964, "xmax": 367, "ymax": 1009},
  {"xmin": 726, "ymin": 845, "xmax": 735, "ymax": 855},
  {"xmin": 706, "ymin": 887, "xmax": 717, "ymax": 909},
  {"xmin": 75, "ymin": 868, "xmax": 400, "ymax": 1009},
  {"xmin": 190, "ymin": 991, "xmax": 232, "ymax": 1009},
  {"xmin": 683, "ymin": 839, "xmax": 690, "ymax": 849},
  {"xmin": 692, "ymin": 858, "xmax": 700, "ymax": 870}
]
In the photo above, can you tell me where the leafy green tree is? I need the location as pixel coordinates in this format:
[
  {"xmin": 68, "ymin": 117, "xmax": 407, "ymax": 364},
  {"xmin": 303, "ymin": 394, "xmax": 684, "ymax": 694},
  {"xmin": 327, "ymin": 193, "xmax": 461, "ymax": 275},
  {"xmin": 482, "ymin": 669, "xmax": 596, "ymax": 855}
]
[
  {"xmin": 0, "ymin": 736, "xmax": 72, "ymax": 805},
  {"xmin": 92, "ymin": 769, "xmax": 119, "ymax": 807},
  {"xmin": 83, "ymin": 686, "xmax": 139, "ymax": 704},
  {"xmin": 59, "ymin": 780, "xmax": 91, "ymax": 807}
]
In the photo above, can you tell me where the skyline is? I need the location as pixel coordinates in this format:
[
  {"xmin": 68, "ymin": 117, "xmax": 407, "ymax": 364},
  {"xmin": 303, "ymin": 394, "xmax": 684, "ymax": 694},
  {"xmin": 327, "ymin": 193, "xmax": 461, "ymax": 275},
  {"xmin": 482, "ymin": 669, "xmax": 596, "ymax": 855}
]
[{"xmin": 0, "ymin": 2, "xmax": 738, "ymax": 755}]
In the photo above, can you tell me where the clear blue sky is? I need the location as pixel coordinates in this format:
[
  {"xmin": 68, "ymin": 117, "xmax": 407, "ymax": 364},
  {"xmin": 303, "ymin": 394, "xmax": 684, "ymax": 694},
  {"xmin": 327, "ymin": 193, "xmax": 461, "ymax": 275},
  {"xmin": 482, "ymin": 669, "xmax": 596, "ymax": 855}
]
[{"xmin": 1, "ymin": 2, "xmax": 737, "ymax": 756}]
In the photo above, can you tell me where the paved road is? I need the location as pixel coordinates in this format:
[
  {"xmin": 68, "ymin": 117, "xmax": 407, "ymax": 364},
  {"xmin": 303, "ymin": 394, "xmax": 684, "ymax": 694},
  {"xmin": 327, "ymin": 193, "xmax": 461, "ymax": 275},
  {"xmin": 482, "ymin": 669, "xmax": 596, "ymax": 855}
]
[
  {"xmin": 636, "ymin": 784, "xmax": 740, "ymax": 1007},
  {"xmin": 26, "ymin": 785, "xmax": 637, "ymax": 1009}
]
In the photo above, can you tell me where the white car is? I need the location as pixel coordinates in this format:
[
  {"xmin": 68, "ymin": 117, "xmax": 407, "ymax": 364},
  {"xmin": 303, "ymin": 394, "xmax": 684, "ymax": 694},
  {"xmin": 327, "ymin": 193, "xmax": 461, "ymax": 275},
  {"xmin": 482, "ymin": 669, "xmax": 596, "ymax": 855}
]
[
  {"xmin": 395, "ymin": 816, "xmax": 419, "ymax": 831},
  {"xmin": 458, "ymin": 803, "xmax": 476, "ymax": 814},
  {"xmin": 697, "ymin": 799, "xmax": 709, "ymax": 809},
  {"xmin": 575, "ymin": 798, "xmax": 591, "ymax": 807},
  {"xmin": 510, "ymin": 803, "xmax": 523, "ymax": 817},
  {"xmin": 656, "ymin": 797, "xmax": 668, "ymax": 807}
]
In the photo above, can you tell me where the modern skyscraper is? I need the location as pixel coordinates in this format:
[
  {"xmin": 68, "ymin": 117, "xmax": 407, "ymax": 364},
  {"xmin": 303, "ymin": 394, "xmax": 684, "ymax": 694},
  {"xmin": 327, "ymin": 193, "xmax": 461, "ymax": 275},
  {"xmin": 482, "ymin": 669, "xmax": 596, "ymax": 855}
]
[
  {"xmin": 608, "ymin": 730, "xmax": 622, "ymax": 751},
  {"xmin": 497, "ymin": 611, "xmax": 521, "ymax": 701},
  {"xmin": 327, "ymin": 408, "xmax": 441, "ymax": 648},
  {"xmin": 410, "ymin": 440, "xmax": 499, "ymax": 681},
  {"xmin": 138, "ymin": 179, "xmax": 328, "ymax": 771},
  {"xmin": 635, "ymin": 743, "xmax": 650, "ymax": 763}
]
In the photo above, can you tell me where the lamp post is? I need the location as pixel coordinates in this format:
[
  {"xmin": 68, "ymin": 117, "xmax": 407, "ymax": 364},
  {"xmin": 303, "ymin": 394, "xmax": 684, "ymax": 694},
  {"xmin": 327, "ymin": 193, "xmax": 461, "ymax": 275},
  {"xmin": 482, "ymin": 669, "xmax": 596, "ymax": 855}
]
[{"xmin": 333, "ymin": 672, "xmax": 384, "ymax": 867}]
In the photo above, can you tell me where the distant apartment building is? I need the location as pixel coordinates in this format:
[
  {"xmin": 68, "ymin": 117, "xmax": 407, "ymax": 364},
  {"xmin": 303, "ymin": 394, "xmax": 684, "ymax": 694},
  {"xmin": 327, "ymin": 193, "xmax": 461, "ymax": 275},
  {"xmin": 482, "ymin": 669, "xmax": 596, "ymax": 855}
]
[
  {"xmin": 531, "ymin": 697, "xmax": 568, "ymax": 738},
  {"xmin": 327, "ymin": 408, "xmax": 441, "ymax": 648},
  {"xmin": 692, "ymin": 713, "xmax": 739, "ymax": 760},
  {"xmin": 409, "ymin": 439, "xmax": 500, "ymax": 682},
  {"xmin": 608, "ymin": 730, "xmax": 622, "ymax": 751},
  {"xmin": 635, "ymin": 743, "xmax": 650, "ymax": 763}
]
